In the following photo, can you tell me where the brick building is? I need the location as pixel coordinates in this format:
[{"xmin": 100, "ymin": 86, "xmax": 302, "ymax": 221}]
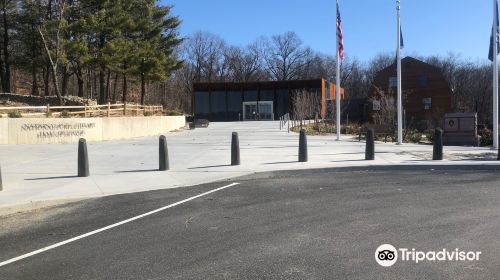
[{"xmin": 368, "ymin": 57, "xmax": 453, "ymax": 129}]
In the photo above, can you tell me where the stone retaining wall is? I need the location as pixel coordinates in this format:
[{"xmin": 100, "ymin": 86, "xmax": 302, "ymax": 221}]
[
  {"xmin": 0, "ymin": 116, "xmax": 185, "ymax": 144},
  {"xmin": 0, "ymin": 93, "xmax": 96, "ymax": 106}
]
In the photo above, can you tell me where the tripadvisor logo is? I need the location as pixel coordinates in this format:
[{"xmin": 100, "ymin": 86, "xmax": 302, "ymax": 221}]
[{"xmin": 375, "ymin": 244, "xmax": 481, "ymax": 267}]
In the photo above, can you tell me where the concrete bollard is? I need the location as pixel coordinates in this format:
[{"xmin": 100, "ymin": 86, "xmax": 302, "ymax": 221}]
[
  {"xmin": 433, "ymin": 128, "xmax": 443, "ymax": 160},
  {"xmin": 78, "ymin": 138, "xmax": 90, "ymax": 177},
  {"xmin": 299, "ymin": 129, "xmax": 308, "ymax": 162},
  {"xmin": 231, "ymin": 132, "xmax": 240, "ymax": 166},
  {"xmin": 365, "ymin": 128, "xmax": 375, "ymax": 160},
  {"xmin": 159, "ymin": 135, "xmax": 170, "ymax": 171}
]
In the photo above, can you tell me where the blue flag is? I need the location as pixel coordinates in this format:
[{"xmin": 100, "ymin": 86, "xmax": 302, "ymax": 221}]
[
  {"xmin": 400, "ymin": 26, "xmax": 404, "ymax": 49},
  {"xmin": 489, "ymin": 0, "xmax": 499, "ymax": 61}
]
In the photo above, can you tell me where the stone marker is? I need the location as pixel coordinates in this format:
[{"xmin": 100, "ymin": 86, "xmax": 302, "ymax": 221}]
[
  {"xmin": 365, "ymin": 128, "xmax": 375, "ymax": 160},
  {"xmin": 231, "ymin": 132, "xmax": 240, "ymax": 166},
  {"xmin": 78, "ymin": 138, "xmax": 90, "ymax": 177},
  {"xmin": 159, "ymin": 135, "xmax": 170, "ymax": 171},
  {"xmin": 299, "ymin": 129, "xmax": 308, "ymax": 162},
  {"xmin": 433, "ymin": 128, "xmax": 444, "ymax": 160}
]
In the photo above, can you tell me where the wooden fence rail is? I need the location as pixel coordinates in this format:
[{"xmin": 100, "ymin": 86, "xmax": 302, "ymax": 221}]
[{"xmin": 0, "ymin": 103, "xmax": 163, "ymax": 118}]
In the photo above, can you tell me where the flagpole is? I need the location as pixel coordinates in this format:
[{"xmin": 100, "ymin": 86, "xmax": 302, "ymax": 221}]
[
  {"xmin": 335, "ymin": 0, "xmax": 341, "ymax": 141},
  {"xmin": 396, "ymin": 0, "xmax": 403, "ymax": 145},
  {"xmin": 493, "ymin": 0, "xmax": 499, "ymax": 149}
]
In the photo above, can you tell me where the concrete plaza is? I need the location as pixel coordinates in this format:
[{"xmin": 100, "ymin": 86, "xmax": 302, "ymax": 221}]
[{"xmin": 0, "ymin": 121, "xmax": 497, "ymax": 208}]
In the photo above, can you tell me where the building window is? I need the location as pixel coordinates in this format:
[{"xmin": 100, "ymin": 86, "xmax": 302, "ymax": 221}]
[
  {"xmin": 210, "ymin": 91, "xmax": 226, "ymax": 113},
  {"xmin": 423, "ymin": 97, "xmax": 432, "ymax": 110},
  {"xmin": 389, "ymin": 77, "xmax": 397, "ymax": 88},
  {"xmin": 260, "ymin": 90, "xmax": 274, "ymax": 101},
  {"xmin": 194, "ymin": 92, "xmax": 210, "ymax": 114},
  {"xmin": 227, "ymin": 91, "xmax": 242, "ymax": 112},
  {"xmin": 417, "ymin": 75, "xmax": 428, "ymax": 87},
  {"xmin": 243, "ymin": 90, "xmax": 258, "ymax": 101},
  {"xmin": 276, "ymin": 89, "xmax": 289, "ymax": 116}
]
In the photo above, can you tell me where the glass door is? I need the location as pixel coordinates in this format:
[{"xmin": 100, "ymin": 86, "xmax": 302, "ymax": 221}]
[
  {"xmin": 258, "ymin": 102, "xmax": 274, "ymax": 120},
  {"xmin": 243, "ymin": 101, "xmax": 274, "ymax": 121},
  {"xmin": 243, "ymin": 102, "xmax": 258, "ymax": 120}
]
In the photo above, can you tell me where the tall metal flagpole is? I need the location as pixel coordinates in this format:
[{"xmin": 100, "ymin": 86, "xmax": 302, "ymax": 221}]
[
  {"xmin": 493, "ymin": 0, "xmax": 499, "ymax": 149},
  {"xmin": 336, "ymin": 0, "xmax": 341, "ymax": 141},
  {"xmin": 396, "ymin": 0, "xmax": 403, "ymax": 145}
]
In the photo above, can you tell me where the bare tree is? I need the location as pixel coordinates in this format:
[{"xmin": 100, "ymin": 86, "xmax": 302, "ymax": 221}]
[
  {"xmin": 291, "ymin": 89, "xmax": 321, "ymax": 128},
  {"xmin": 225, "ymin": 43, "xmax": 262, "ymax": 82},
  {"xmin": 183, "ymin": 32, "xmax": 227, "ymax": 82},
  {"xmin": 262, "ymin": 32, "xmax": 311, "ymax": 80},
  {"xmin": 369, "ymin": 86, "xmax": 396, "ymax": 126},
  {"xmin": 38, "ymin": 0, "xmax": 65, "ymax": 105}
]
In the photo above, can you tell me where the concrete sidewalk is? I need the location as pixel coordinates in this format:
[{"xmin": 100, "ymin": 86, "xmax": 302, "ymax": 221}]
[{"xmin": 0, "ymin": 121, "xmax": 497, "ymax": 208}]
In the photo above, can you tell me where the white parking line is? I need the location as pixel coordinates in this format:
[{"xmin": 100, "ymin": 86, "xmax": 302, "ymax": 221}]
[{"xmin": 0, "ymin": 182, "xmax": 240, "ymax": 267}]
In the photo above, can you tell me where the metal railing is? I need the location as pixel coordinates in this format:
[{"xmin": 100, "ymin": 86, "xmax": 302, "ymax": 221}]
[{"xmin": 279, "ymin": 113, "xmax": 290, "ymax": 133}]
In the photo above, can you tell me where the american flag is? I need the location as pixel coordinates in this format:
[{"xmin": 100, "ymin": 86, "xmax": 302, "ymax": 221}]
[{"xmin": 336, "ymin": 1, "xmax": 344, "ymax": 60}]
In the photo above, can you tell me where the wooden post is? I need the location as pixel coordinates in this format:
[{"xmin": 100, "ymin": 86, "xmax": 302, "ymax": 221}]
[
  {"xmin": 46, "ymin": 104, "xmax": 50, "ymax": 115},
  {"xmin": 123, "ymin": 103, "xmax": 127, "ymax": 116},
  {"xmin": 84, "ymin": 104, "xmax": 87, "ymax": 117},
  {"xmin": 107, "ymin": 102, "xmax": 110, "ymax": 117},
  {"xmin": 136, "ymin": 104, "xmax": 139, "ymax": 116}
]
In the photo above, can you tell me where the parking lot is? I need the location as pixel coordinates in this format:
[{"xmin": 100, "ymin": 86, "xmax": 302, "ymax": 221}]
[{"xmin": 1, "ymin": 167, "xmax": 499, "ymax": 279}]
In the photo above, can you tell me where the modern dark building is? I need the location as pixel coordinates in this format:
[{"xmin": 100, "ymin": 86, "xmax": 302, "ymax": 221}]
[
  {"xmin": 368, "ymin": 57, "xmax": 453, "ymax": 129},
  {"xmin": 193, "ymin": 79, "xmax": 344, "ymax": 121},
  {"xmin": 344, "ymin": 98, "xmax": 369, "ymax": 124}
]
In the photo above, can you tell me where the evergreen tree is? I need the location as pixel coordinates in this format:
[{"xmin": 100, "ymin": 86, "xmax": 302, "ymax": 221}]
[{"xmin": 128, "ymin": 1, "xmax": 182, "ymax": 104}]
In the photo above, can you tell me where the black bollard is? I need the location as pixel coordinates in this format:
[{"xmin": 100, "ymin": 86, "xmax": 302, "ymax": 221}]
[
  {"xmin": 433, "ymin": 128, "xmax": 443, "ymax": 160},
  {"xmin": 498, "ymin": 134, "xmax": 500, "ymax": 160},
  {"xmin": 231, "ymin": 132, "xmax": 240, "ymax": 166},
  {"xmin": 78, "ymin": 138, "xmax": 89, "ymax": 177},
  {"xmin": 496, "ymin": 134, "xmax": 500, "ymax": 161},
  {"xmin": 159, "ymin": 135, "xmax": 170, "ymax": 171},
  {"xmin": 365, "ymin": 128, "xmax": 375, "ymax": 160},
  {"xmin": 299, "ymin": 129, "xmax": 308, "ymax": 162}
]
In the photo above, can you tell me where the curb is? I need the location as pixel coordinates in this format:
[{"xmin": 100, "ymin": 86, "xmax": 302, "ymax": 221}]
[{"xmin": 231, "ymin": 164, "xmax": 500, "ymax": 182}]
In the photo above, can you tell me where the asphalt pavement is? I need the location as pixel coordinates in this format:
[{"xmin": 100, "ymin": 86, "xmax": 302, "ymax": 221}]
[{"xmin": 1, "ymin": 167, "xmax": 499, "ymax": 279}]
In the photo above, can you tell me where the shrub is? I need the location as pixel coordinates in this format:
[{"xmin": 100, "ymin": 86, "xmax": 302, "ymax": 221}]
[
  {"xmin": 143, "ymin": 111, "xmax": 153, "ymax": 117},
  {"xmin": 60, "ymin": 110, "xmax": 70, "ymax": 118},
  {"xmin": 164, "ymin": 109, "xmax": 183, "ymax": 116},
  {"xmin": 45, "ymin": 111, "xmax": 53, "ymax": 118},
  {"xmin": 424, "ymin": 129, "xmax": 435, "ymax": 143},
  {"xmin": 343, "ymin": 123, "xmax": 362, "ymax": 135},
  {"xmin": 7, "ymin": 111, "xmax": 22, "ymax": 118},
  {"xmin": 480, "ymin": 128, "xmax": 493, "ymax": 146},
  {"xmin": 402, "ymin": 128, "xmax": 422, "ymax": 143}
]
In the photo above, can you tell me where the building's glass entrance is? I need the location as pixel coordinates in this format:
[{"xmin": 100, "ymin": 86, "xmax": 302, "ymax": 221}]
[{"xmin": 243, "ymin": 102, "xmax": 274, "ymax": 121}]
